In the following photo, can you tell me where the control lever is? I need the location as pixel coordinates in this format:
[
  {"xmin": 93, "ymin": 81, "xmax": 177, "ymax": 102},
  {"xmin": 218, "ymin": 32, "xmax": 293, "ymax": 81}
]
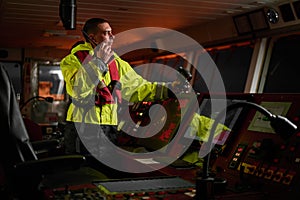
[
  {"xmin": 177, "ymin": 66, "xmax": 192, "ymax": 81},
  {"xmin": 176, "ymin": 66, "xmax": 192, "ymax": 93}
]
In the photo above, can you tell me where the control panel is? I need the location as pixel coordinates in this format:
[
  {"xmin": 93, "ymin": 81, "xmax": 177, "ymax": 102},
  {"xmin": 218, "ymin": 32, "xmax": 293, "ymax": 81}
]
[
  {"xmin": 43, "ymin": 93, "xmax": 300, "ymax": 200},
  {"xmin": 44, "ymin": 177, "xmax": 195, "ymax": 200},
  {"xmin": 212, "ymin": 93, "xmax": 300, "ymax": 199}
]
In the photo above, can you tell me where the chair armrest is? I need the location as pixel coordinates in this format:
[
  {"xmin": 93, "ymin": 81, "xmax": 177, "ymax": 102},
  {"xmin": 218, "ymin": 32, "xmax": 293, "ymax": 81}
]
[{"xmin": 14, "ymin": 154, "xmax": 86, "ymax": 174}]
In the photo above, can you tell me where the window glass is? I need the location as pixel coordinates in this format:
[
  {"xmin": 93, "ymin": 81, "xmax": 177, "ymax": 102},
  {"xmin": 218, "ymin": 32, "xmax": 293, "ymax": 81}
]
[
  {"xmin": 264, "ymin": 35, "xmax": 300, "ymax": 93},
  {"xmin": 193, "ymin": 45, "xmax": 253, "ymax": 93}
]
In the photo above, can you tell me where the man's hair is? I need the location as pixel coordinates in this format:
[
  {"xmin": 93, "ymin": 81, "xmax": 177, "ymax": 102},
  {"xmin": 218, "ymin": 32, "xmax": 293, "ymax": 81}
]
[{"xmin": 82, "ymin": 18, "xmax": 109, "ymax": 41}]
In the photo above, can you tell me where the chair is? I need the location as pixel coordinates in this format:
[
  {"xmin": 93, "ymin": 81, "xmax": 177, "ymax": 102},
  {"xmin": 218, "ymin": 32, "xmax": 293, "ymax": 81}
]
[
  {"xmin": 0, "ymin": 66, "xmax": 107, "ymax": 199},
  {"xmin": 23, "ymin": 117, "xmax": 64, "ymax": 158}
]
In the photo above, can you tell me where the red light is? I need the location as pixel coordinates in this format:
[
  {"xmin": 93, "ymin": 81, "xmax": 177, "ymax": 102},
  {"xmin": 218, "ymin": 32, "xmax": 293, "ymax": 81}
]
[
  {"xmin": 289, "ymin": 146, "xmax": 296, "ymax": 152},
  {"xmin": 237, "ymin": 147, "xmax": 244, "ymax": 152},
  {"xmin": 280, "ymin": 145, "xmax": 286, "ymax": 150}
]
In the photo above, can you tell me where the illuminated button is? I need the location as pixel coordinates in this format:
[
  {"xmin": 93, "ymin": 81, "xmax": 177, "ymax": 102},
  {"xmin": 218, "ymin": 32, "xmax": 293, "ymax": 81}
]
[
  {"xmin": 249, "ymin": 149, "xmax": 256, "ymax": 154},
  {"xmin": 237, "ymin": 147, "xmax": 244, "ymax": 152},
  {"xmin": 147, "ymin": 192, "xmax": 155, "ymax": 195},
  {"xmin": 114, "ymin": 194, "xmax": 124, "ymax": 199},
  {"xmin": 293, "ymin": 116, "xmax": 299, "ymax": 122},
  {"xmin": 247, "ymin": 166, "xmax": 255, "ymax": 174},
  {"xmin": 264, "ymin": 167, "xmax": 276, "ymax": 179},
  {"xmin": 289, "ymin": 146, "xmax": 296, "ymax": 152},
  {"xmin": 253, "ymin": 141, "xmax": 261, "ymax": 148},
  {"xmin": 137, "ymin": 192, "xmax": 145, "ymax": 196},
  {"xmin": 256, "ymin": 168, "xmax": 265, "ymax": 177},
  {"xmin": 282, "ymin": 176, "xmax": 292, "ymax": 184},
  {"xmin": 280, "ymin": 145, "xmax": 286, "ymax": 150},
  {"xmin": 273, "ymin": 173, "xmax": 282, "ymax": 182}
]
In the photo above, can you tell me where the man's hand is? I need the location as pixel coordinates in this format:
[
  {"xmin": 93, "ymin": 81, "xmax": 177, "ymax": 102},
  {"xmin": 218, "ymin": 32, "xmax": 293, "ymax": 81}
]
[
  {"xmin": 172, "ymin": 79, "xmax": 191, "ymax": 94},
  {"xmin": 94, "ymin": 40, "xmax": 114, "ymax": 64},
  {"xmin": 171, "ymin": 80, "xmax": 181, "ymax": 89}
]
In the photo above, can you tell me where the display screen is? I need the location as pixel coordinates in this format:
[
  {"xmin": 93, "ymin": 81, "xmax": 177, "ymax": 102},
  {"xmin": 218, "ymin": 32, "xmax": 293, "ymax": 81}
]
[
  {"xmin": 185, "ymin": 93, "xmax": 252, "ymax": 146},
  {"xmin": 38, "ymin": 65, "xmax": 65, "ymax": 101}
]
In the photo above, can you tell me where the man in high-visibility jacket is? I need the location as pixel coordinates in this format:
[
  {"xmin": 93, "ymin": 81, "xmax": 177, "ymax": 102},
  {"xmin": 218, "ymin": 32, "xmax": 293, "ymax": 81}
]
[{"xmin": 60, "ymin": 18, "xmax": 175, "ymax": 154}]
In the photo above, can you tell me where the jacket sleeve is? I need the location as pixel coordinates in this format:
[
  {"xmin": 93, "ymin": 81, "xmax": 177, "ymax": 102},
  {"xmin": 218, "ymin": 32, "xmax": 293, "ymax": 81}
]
[
  {"xmin": 60, "ymin": 54, "xmax": 105, "ymax": 101},
  {"xmin": 116, "ymin": 58, "xmax": 170, "ymax": 102}
]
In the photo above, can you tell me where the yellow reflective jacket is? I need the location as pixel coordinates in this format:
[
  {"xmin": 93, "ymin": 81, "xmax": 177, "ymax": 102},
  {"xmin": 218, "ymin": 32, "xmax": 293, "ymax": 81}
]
[
  {"xmin": 188, "ymin": 113, "xmax": 231, "ymax": 142},
  {"xmin": 60, "ymin": 42, "xmax": 169, "ymax": 125}
]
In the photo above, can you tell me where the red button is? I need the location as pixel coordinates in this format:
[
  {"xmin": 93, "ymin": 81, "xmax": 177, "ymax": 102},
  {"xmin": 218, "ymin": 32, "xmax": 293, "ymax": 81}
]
[{"xmin": 290, "ymin": 146, "xmax": 296, "ymax": 152}]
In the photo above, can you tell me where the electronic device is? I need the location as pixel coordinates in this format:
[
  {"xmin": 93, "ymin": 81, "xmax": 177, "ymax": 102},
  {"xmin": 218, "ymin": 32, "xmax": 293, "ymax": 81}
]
[{"xmin": 211, "ymin": 93, "xmax": 300, "ymax": 199}]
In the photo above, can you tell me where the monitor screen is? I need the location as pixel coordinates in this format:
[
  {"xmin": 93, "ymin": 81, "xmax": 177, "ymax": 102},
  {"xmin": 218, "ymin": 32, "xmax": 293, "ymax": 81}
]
[
  {"xmin": 185, "ymin": 93, "xmax": 252, "ymax": 147},
  {"xmin": 38, "ymin": 65, "xmax": 65, "ymax": 101}
]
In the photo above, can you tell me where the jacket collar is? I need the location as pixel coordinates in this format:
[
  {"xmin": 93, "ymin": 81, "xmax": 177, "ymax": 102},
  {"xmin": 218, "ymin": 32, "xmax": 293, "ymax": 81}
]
[{"xmin": 71, "ymin": 42, "xmax": 93, "ymax": 55}]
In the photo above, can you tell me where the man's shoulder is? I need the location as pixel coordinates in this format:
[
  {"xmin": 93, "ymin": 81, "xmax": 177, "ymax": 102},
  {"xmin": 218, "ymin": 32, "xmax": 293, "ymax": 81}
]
[{"xmin": 71, "ymin": 42, "xmax": 93, "ymax": 54}]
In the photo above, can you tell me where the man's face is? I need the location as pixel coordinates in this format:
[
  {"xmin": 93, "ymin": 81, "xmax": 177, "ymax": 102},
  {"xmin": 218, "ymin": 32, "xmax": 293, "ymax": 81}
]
[{"xmin": 92, "ymin": 22, "xmax": 114, "ymax": 46}]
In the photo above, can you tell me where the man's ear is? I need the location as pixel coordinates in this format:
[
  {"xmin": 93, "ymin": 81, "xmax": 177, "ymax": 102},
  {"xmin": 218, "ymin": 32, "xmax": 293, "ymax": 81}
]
[
  {"xmin": 87, "ymin": 34, "xmax": 98, "ymax": 47},
  {"xmin": 89, "ymin": 34, "xmax": 96, "ymax": 43}
]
